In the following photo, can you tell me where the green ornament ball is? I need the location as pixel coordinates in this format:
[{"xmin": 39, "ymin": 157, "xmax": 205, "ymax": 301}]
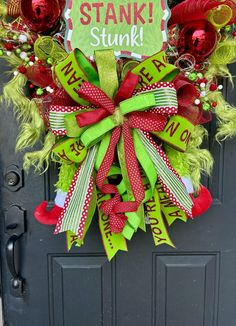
[
  {"xmin": 224, "ymin": 25, "xmax": 231, "ymax": 33},
  {"xmin": 203, "ymin": 103, "xmax": 211, "ymax": 111},
  {"xmin": 22, "ymin": 44, "xmax": 29, "ymax": 50},
  {"xmin": 36, "ymin": 88, "xmax": 44, "ymax": 96},
  {"xmin": 188, "ymin": 72, "xmax": 198, "ymax": 82}
]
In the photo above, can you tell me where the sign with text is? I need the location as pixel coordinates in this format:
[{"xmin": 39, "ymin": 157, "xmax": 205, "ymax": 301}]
[{"xmin": 64, "ymin": 0, "xmax": 170, "ymax": 58}]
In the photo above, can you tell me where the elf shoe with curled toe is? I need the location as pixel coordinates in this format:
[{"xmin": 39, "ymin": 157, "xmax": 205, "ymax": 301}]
[
  {"xmin": 34, "ymin": 201, "xmax": 63, "ymax": 225},
  {"xmin": 190, "ymin": 185, "xmax": 213, "ymax": 218}
]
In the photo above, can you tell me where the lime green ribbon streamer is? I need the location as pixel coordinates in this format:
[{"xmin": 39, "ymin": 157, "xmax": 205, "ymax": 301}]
[
  {"xmin": 154, "ymin": 115, "xmax": 195, "ymax": 152},
  {"xmin": 133, "ymin": 129, "xmax": 157, "ymax": 200},
  {"xmin": 138, "ymin": 130, "xmax": 193, "ymax": 215},
  {"xmin": 52, "ymin": 137, "xmax": 87, "ymax": 164},
  {"xmin": 55, "ymin": 48, "xmax": 119, "ymax": 105},
  {"xmin": 131, "ymin": 51, "xmax": 179, "ymax": 88},
  {"xmin": 146, "ymin": 189, "xmax": 175, "ymax": 248},
  {"xmin": 55, "ymin": 49, "xmax": 100, "ymax": 105},
  {"xmin": 117, "ymin": 135, "xmax": 133, "ymax": 197},
  {"xmin": 157, "ymin": 182, "xmax": 187, "ymax": 226},
  {"xmin": 95, "ymin": 132, "xmax": 111, "ymax": 171},
  {"xmin": 95, "ymin": 49, "xmax": 119, "ymax": 99},
  {"xmin": 64, "ymin": 110, "xmax": 90, "ymax": 138}
]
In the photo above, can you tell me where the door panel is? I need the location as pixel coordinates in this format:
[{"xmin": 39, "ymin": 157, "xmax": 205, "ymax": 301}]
[
  {"xmin": 48, "ymin": 255, "xmax": 113, "ymax": 326},
  {"xmin": 1, "ymin": 65, "xmax": 236, "ymax": 326},
  {"xmin": 154, "ymin": 253, "xmax": 219, "ymax": 326}
]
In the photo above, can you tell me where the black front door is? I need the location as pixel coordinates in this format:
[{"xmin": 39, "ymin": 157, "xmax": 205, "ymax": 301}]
[{"xmin": 1, "ymin": 66, "xmax": 236, "ymax": 326}]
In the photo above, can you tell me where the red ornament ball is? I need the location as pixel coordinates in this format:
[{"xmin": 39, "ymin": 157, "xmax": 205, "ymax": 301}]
[
  {"xmin": 178, "ymin": 20, "xmax": 218, "ymax": 62},
  {"xmin": 29, "ymin": 54, "xmax": 35, "ymax": 62},
  {"xmin": 20, "ymin": 0, "xmax": 62, "ymax": 34},
  {"xmin": 18, "ymin": 66, "xmax": 27, "ymax": 74},
  {"xmin": 209, "ymin": 83, "xmax": 218, "ymax": 91},
  {"xmin": 212, "ymin": 102, "xmax": 217, "ymax": 108},
  {"xmin": 4, "ymin": 43, "xmax": 14, "ymax": 51}
]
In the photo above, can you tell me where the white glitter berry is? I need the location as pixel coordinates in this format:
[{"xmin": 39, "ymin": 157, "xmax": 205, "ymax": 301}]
[
  {"xmin": 20, "ymin": 52, "xmax": 27, "ymax": 60},
  {"xmin": 19, "ymin": 34, "xmax": 28, "ymax": 43}
]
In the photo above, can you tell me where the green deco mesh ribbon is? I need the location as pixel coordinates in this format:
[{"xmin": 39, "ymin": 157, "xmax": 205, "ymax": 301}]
[{"xmin": 34, "ymin": 36, "xmax": 68, "ymax": 63}]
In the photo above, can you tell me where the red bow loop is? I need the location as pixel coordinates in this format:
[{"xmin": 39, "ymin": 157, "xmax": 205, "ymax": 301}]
[
  {"xmin": 78, "ymin": 82, "xmax": 115, "ymax": 113},
  {"xmin": 114, "ymin": 71, "xmax": 140, "ymax": 105},
  {"xmin": 128, "ymin": 111, "xmax": 167, "ymax": 131},
  {"xmin": 76, "ymin": 108, "xmax": 109, "ymax": 127}
]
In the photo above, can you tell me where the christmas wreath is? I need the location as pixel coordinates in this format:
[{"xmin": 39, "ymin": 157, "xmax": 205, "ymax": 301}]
[{"xmin": 1, "ymin": 0, "xmax": 236, "ymax": 260}]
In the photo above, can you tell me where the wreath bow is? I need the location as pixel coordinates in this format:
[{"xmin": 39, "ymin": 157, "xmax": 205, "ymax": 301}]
[
  {"xmin": 51, "ymin": 49, "xmax": 193, "ymax": 239},
  {"xmin": 76, "ymin": 73, "xmax": 172, "ymax": 232}
]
